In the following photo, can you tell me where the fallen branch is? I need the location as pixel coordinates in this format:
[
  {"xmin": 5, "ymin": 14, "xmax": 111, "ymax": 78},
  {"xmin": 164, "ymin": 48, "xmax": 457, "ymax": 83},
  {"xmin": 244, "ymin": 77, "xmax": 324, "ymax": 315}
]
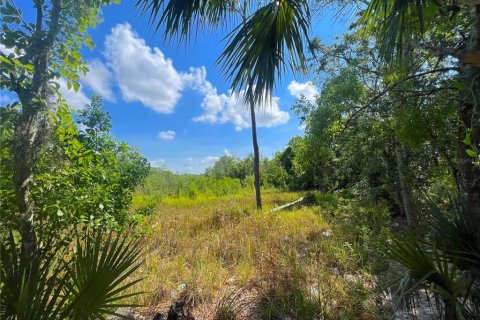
[{"xmin": 269, "ymin": 197, "xmax": 305, "ymax": 213}]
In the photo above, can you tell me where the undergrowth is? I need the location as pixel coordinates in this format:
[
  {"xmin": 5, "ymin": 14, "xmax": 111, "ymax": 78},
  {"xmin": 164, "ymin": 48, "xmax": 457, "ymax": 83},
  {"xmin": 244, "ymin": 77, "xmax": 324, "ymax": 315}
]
[{"xmin": 129, "ymin": 190, "xmax": 392, "ymax": 319}]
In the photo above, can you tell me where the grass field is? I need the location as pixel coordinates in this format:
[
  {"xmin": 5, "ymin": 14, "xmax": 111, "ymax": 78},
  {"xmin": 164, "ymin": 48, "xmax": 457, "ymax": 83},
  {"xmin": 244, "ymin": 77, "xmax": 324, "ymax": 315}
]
[{"xmin": 129, "ymin": 190, "xmax": 392, "ymax": 319}]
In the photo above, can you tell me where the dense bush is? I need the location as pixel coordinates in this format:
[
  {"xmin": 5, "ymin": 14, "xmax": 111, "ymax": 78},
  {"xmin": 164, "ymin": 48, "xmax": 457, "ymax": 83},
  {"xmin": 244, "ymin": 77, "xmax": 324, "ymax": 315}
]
[{"xmin": 0, "ymin": 97, "xmax": 150, "ymax": 232}]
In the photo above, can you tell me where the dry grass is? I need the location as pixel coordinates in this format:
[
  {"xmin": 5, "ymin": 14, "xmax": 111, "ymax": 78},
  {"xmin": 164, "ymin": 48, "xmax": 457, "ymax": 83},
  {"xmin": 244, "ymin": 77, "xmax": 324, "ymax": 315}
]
[{"xmin": 129, "ymin": 190, "xmax": 388, "ymax": 319}]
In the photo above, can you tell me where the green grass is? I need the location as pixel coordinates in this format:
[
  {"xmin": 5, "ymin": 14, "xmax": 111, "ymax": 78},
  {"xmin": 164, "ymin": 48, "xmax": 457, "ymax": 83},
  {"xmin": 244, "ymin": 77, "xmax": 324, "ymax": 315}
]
[{"xmin": 129, "ymin": 190, "xmax": 391, "ymax": 319}]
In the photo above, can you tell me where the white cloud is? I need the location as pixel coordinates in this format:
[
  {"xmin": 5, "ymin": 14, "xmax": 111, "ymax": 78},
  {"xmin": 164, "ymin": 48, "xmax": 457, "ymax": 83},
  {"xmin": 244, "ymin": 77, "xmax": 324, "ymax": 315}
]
[
  {"xmin": 190, "ymin": 68, "xmax": 289, "ymax": 131},
  {"xmin": 100, "ymin": 23, "xmax": 289, "ymax": 131},
  {"xmin": 288, "ymin": 80, "xmax": 318, "ymax": 103},
  {"xmin": 193, "ymin": 89, "xmax": 290, "ymax": 131},
  {"xmin": 80, "ymin": 59, "xmax": 115, "ymax": 101},
  {"xmin": 158, "ymin": 130, "xmax": 175, "ymax": 140},
  {"xmin": 149, "ymin": 158, "xmax": 166, "ymax": 168},
  {"xmin": 57, "ymin": 78, "xmax": 90, "ymax": 109},
  {"xmin": 104, "ymin": 23, "xmax": 184, "ymax": 113},
  {"xmin": 6, "ymin": 24, "xmax": 294, "ymax": 135}
]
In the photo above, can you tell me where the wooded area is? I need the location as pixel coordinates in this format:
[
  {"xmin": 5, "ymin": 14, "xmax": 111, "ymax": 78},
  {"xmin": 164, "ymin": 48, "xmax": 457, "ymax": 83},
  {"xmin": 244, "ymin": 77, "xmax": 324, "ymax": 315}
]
[{"xmin": 0, "ymin": 0, "xmax": 479, "ymax": 319}]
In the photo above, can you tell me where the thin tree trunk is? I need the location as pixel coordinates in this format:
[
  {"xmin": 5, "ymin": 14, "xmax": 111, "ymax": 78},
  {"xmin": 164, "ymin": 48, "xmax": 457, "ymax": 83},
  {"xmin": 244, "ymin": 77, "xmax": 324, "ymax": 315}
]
[
  {"xmin": 239, "ymin": 1, "xmax": 261, "ymax": 210},
  {"xmin": 394, "ymin": 138, "xmax": 417, "ymax": 227},
  {"xmin": 249, "ymin": 93, "xmax": 262, "ymax": 210},
  {"xmin": 457, "ymin": 4, "xmax": 480, "ymax": 216}
]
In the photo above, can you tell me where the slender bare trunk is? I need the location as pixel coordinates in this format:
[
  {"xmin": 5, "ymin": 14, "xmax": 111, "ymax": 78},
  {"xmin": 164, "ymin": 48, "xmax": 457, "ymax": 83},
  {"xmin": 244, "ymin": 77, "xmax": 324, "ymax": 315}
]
[
  {"xmin": 248, "ymin": 93, "xmax": 262, "ymax": 210},
  {"xmin": 239, "ymin": 1, "xmax": 261, "ymax": 210},
  {"xmin": 394, "ymin": 138, "xmax": 417, "ymax": 227}
]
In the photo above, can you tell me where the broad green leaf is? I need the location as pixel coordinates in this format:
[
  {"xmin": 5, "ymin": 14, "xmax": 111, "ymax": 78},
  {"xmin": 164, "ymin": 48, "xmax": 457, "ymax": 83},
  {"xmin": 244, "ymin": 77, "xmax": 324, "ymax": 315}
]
[{"xmin": 466, "ymin": 149, "xmax": 478, "ymax": 158}]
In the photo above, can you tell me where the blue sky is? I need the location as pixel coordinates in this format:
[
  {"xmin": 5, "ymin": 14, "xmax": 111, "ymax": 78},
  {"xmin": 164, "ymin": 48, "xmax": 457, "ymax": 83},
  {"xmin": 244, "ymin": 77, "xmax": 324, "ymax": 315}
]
[{"xmin": 3, "ymin": 2, "xmax": 348, "ymax": 173}]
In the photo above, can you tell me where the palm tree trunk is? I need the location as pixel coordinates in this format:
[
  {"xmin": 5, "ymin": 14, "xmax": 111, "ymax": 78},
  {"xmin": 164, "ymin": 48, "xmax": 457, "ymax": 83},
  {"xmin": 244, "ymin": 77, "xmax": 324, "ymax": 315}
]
[{"xmin": 248, "ymin": 93, "xmax": 262, "ymax": 210}]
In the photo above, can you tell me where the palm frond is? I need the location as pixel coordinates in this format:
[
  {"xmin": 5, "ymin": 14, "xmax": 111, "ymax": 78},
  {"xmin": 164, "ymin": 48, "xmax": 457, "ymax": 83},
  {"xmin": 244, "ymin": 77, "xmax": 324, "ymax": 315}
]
[
  {"xmin": 389, "ymin": 234, "xmax": 466, "ymax": 318},
  {"xmin": 134, "ymin": 0, "xmax": 235, "ymax": 41},
  {"xmin": 388, "ymin": 194, "xmax": 480, "ymax": 319},
  {"xmin": 426, "ymin": 197, "xmax": 480, "ymax": 272},
  {"xmin": 61, "ymin": 229, "xmax": 143, "ymax": 320},
  {"xmin": 218, "ymin": 0, "xmax": 311, "ymax": 103},
  {"xmin": 358, "ymin": 0, "xmax": 439, "ymax": 61},
  {"xmin": 0, "ymin": 228, "xmax": 143, "ymax": 320},
  {"xmin": 0, "ymin": 232, "xmax": 69, "ymax": 320}
]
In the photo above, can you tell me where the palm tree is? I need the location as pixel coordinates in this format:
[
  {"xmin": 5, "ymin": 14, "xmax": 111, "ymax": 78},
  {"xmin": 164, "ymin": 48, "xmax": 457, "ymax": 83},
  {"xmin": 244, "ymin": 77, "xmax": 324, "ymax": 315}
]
[{"xmin": 135, "ymin": 0, "xmax": 311, "ymax": 209}]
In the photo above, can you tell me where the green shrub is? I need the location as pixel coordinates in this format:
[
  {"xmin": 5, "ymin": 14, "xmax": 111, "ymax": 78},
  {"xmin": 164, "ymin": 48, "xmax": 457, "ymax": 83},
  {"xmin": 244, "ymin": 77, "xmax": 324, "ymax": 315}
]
[
  {"xmin": 0, "ymin": 228, "xmax": 142, "ymax": 319},
  {"xmin": 389, "ymin": 199, "xmax": 480, "ymax": 319},
  {"xmin": 304, "ymin": 191, "xmax": 339, "ymax": 211}
]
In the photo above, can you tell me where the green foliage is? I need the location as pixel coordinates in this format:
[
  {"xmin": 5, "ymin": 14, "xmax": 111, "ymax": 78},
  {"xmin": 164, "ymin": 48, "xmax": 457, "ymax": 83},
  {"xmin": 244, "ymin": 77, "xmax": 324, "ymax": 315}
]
[
  {"xmin": 261, "ymin": 154, "xmax": 289, "ymax": 189},
  {"xmin": 284, "ymin": 33, "xmax": 460, "ymax": 221},
  {"xmin": 0, "ymin": 228, "xmax": 142, "ymax": 320},
  {"xmin": 389, "ymin": 200, "xmax": 480, "ymax": 318},
  {"xmin": 304, "ymin": 191, "xmax": 338, "ymax": 211},
  {"xmin": 0, "ymin": 0, "xmax": 117, "ymax": 104},
  {"xmin": 205, "ymin": 154, "xmax": 253, "ymax": 186},
  {"xmin": 203, "ymin": 152, "xmax": 298, "ymax": 190},
  {"xmin": 136, "ymin": 0, "xmax": 310, "ymax": 102},
  {"xmin": 219, "ymin": 0, "xmax": 310, "ymax": 101},
  {"xmin": 357, "ymin": 0, "xmax": 469, "ymax": 62},
  {"xmin": 138, "ymin": 167, "xmax": 244, "ymax": 199},
  {"xmin": 0, "ymin": 104, "xmax": 17, "ymax": 223},
  {"xmin": 0, "ymin": 97, "xmax": 149, "ymax": 231}
]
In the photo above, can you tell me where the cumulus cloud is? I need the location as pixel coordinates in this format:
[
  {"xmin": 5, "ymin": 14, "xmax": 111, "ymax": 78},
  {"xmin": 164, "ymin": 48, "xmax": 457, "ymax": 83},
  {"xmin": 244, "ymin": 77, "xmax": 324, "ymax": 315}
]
[
  {"xmin": 87, "ymin": 23, "xmax": 290, "ymax": 131},
  {"xmin": 57, "ymin": 78, "xmax": 90, "ymax": 109},
  {"xmin": 80, "ymin": 60, "xmax": 115, "ymax": 101},
  {"xmin": 288, "ymin": 80, "xmax": 318, "ymax": 103},
  {"xmin": 190, "ymin": 68, "xmax": 289, "ymax": 131},
  {"xmin": 104, "ymin": 23, "xmax": 184, "ymax": 113},
  {"xmin": 193, "ymin": 90, "xmax": 290, "ymax": 131},
  {"xmin": 158, "ymin": 130, "xmax": 176, "ymax": 140}
]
